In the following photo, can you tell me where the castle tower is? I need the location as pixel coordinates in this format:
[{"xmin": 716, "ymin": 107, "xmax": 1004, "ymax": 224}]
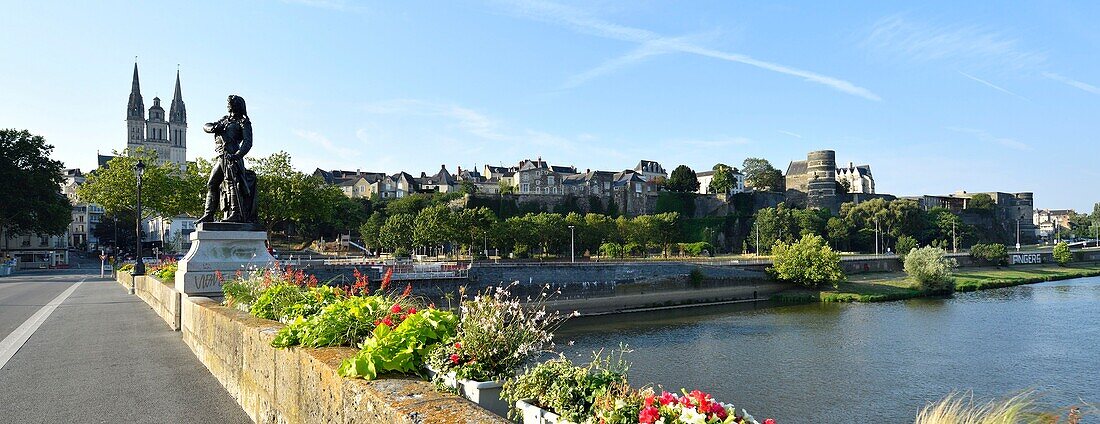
[
  {"xmin": 168, "ymin": 70, "xmax": 187, "ymax": 165},
  {"xmin": 806, "ymin": 150, "xmax": 838, "ymax": 211},
  {"xmin": 126, "ymin": 63, "xmax": 146, "ymax": 153}
]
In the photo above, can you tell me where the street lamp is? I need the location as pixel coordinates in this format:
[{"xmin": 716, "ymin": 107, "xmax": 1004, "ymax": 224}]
[
  {"xmin": 133, "ymin": 160, "xmax": 146, "ymax": 278},
  {"xmin": 568, "ymin": 225, "xmax": 575, "ymax": 263}
]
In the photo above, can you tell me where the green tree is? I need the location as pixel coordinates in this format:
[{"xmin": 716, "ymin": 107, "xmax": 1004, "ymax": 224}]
[
  {"xmin": 707, "ymin": 163, "xmax": 738, "ymax": 195},
  {"xmin": 904, "ymin": 246, "xmax": 956, "ymax": 292},
  {"xmin": 753, "ymin": 203, "xmax": 799, "ymax": 253},
  {"xmin": 458, "ymin": 180, "xmax": 478, "ymax": 195},
  {"xmin": 794, "ymin": 208, "xmax": 829, "ymax": 238},
  {"xmin": 0, "ymin": 129, "xmax": 71, "ymax": 237},
  {"xmin": 967, "ymin": 193, "xmax": 996, "ymax": 211},
  {"xmin": 379, "ymin": 213, "xmax": 415, "ymax": 252},
  {"xmin": 666, "ymin": 165, "xmax": 700, "ymax": 193},
  {"xmin": 414, "ymin": 204, "xmax": 455, "ymax": 255},
  {"xmin": 970, "ymin": 243, "xmax": 1007, "ymax": 266},
  {"xmin": 1053, "ymin": 241, "xmax": 1072, "ymax": 266},
  {"xmin": 498, "ymin": 180, "xmax": 516, "ymax": 195},
  {"xmin": 741, "ymin": 158, "xmax": 783, "ymax": 192},
  {"xmin": 581, "ymin": 213, "xmax": 615, "ymax": 256},
  {"xmin": 826, "ymin": 217, "xmax": 850, "ymax": 251},
  {"xmin": 77, "ymin": 149, "xmax": 194, "ymax": 219},
  {"xmin": 769, "ymin": 234, "xmax": 845, "ymax": 288},
  {"xmin": 249, "ymin": 151, "xmax": 346, "ymax": 238},
  {"xmin": 530, "ymin": 213, "xmax": 567, "ymax": 257},
  {"xmin": 453, "ymin": 207, "xmax": 497, "ymax": 257},
  {"xmin": 896, "ymin": 235, "xmax": 918, "ymax": 259},
  {"xmin": 358, "ymin": 211, "xmax": 386, "ymax": 250}
]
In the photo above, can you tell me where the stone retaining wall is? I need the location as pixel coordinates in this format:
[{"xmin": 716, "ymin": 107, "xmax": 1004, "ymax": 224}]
[
  {"xmin": 179, "ymin": 296, "xmax": 507, "ymax": 423},
  {"xmin": 136, "ymin": 276, "xmax": 182, "ymax": 330},
  {"xmin": 116, "ymin": 270, "xmax": 134, "ymax": 291}
]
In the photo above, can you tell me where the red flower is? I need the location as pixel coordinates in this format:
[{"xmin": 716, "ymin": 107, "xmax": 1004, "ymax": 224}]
[
  {"xmin": 764, "ymin": 419, "xmax": 775, "ymax": 424},
  {"xmin": 381, "ymin": 317, "xmax": 393, "ymax": 327},
  {"xmin": 643, "ymin": 394, "xmax": 655, "ymax": 408},
  {"xmin": 659, "ymin": 391, "xmax": 678, "ymax": 406},
  {"xmin": 453, "ymin": 342, "xmax": 462, "ymax": 350},
  {"xmin": 407, "ymin": 307, "xmax": 417, "ymax": 315},
  {"xmin": 450, "ymin": 354, "xmax": 460, "ymax": 364},
  {"xmin": 711, "ymin": 403, "xmax": 728, "ymax": 420},
  {"xmin": 402, "ymin": 282, "xmax": 412, "ymax": 297},
  {"xmin": 390, "ymin": 304, "xmax": 403, "ymax": 314},
  {"xmin": 638, "ymin": 406, "xmax": 660, "ymax": 424}
]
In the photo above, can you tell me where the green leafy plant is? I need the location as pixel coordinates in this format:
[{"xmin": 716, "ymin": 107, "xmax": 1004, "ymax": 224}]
[
  {"xmin": 1053, "ymin": 242, "xmax": 1072, "ymax": 266},
  {"xmin": 426, "ymin": 284, "xmax": 573, "ymax": 382},
  {"xmin": 970, "ymin": 243, "xmax": 1008, "ymax": 266},
  {"xmin": 272, "ymin": 294, "xmax": 418, "ymax": 348},
  {"xmin": 338, "ymin": 309, "xmax": 458, "ymax": 380},
  {"xmin": 905, "ymin": 246, "xmax": 957, "ymax": 292},
  {"xmin": 149, "ymin": 258, "xmax": 178, "ymax": 282},
  {"xmin": 769, "ymin": 234, "xmax": 845, "ymax": 288},
  {"xmin": 501, "ymin": 348, "xmax": 631, "ymax": 423}
]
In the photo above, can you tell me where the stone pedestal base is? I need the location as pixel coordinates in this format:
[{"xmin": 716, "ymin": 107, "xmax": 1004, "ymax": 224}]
[{"xmin": 175, "ymin": 229, "xmax": 275, "ymax": 295}]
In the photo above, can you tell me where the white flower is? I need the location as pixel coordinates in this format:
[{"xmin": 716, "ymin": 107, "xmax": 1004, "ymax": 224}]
[
  {"xmin": 614, "ymin": 399, "xmax": 626, "ymax": 410},
  {"xmin": 679, "ymin": 406, "xmax": 706, "ymax": 424},
  {"xmin": 654, "ymin": 419, "xmax": 665, "ymax": 424}
]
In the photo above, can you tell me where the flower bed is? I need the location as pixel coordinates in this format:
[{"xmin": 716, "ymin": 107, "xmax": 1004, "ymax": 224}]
[{"xmin": 219, "ymin": 265, "xmax": 774, "ymax": 423}]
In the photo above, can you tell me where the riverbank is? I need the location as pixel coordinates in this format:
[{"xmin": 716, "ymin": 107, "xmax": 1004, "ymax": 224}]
[{"xmin": 772, "ymin": 262, "xmax": 1100, "ymax": 303}]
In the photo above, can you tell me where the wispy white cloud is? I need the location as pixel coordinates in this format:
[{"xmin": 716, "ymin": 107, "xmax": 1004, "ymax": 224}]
[
  {"xmin": 500, "ymin": 0, "xmax": 881, "ymax": 101},
  {"xmin": 777, "ymin": 130, "xmax": 802, "ymax": 139},
  {"xmin": 1042, "ymin": 72, "xmax": 1100, "ymax": 95},
  {"xmin": 957, "ymin": 71, "xmax": 1028, "ymax": 100},
  {"xmin": 946, "ymin": 126, "xmax": 1031, "ymax": 151},
  {"xmin": 363, "ymin": 99, "xmax": 508, "ymax": 141},
  {"xmin": 292, "ymin": 129, "xmax": 360, "ymax": 157},
  {"xmin": 863, "ymin": 14, "xmax": 1046, "ymax": 69},
  {"xmin": 560, "ymin": 41, "xmax": 670, "ymax": 90}
]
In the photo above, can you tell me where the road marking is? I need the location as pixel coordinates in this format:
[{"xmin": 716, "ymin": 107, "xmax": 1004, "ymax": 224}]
[{"xmin": 0, "ymin": 278, "xmax": 86, "ymax": 370}]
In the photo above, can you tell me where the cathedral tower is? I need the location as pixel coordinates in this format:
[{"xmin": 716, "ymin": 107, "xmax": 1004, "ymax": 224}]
[
  {"xmin": 126, "ymin": 63, "xmax": 145, "ymax": 153},
  {"xmin": 168, "ymin": 70, "xmax": 187, "ymax": 165}
]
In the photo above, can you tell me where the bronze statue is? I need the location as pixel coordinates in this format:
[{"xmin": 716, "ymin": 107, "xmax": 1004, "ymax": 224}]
[{"xmin": 196, "ymin": 95, "xmax": 258, "ymax": 224}]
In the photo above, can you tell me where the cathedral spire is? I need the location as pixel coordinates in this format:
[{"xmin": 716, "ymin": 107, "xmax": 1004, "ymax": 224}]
[
  {"xmin": 169, "ymin": 69, "xmax": 186, "ymax": 124},
  {"xmin": 127, "ymin": 62, "xmax": 145, "ymax": 121}
]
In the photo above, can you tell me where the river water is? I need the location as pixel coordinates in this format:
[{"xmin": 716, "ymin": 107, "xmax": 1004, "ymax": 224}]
[{"xmin": 556, "ymin": 276, "xmax": 1100, "ymax": 423}]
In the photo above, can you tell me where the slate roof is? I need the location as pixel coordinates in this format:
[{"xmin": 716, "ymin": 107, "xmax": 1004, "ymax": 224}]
[{"xmin": 786, "ymin": 160, "xmax": 807, "ymax": 176}]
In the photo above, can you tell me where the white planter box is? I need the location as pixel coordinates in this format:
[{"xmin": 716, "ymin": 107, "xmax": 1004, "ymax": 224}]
[
  {"xmin": 515, "ymin": 400, "xmax": 562, "ymax": 424},
  {"xmin": 427, "ymin": 367, "xmax": 510, "ymax": 418}
]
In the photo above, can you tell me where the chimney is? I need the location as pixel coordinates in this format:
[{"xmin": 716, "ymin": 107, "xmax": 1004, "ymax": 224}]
[{"xmin": 441, "ymin": 164, "xmax": 446, "ymax": 170}]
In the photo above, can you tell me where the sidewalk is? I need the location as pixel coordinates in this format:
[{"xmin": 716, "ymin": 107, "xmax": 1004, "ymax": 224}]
[{"xmin": 0, "ymin": 277, "xmax": 249, "ymax": 423}]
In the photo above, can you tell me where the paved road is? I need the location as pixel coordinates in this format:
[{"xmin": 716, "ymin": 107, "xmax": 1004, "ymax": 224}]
[{"xmin": 0, "ymin": 270, "xmax": 249, "ymax": 423}]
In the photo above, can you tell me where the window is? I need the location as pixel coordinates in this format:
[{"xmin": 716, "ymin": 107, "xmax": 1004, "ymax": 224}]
[
  {"xmin": 521, "ymin": 183, "xmax": 530, "ymax": 193},
  {"xmin": 547, "ymin": 176, "xmax": 555, "ymax": 185},
  {"xmin": 635, "ymin": 184, "xmax": 642, "ymax": 193},
  {"xmin": 40, "ymin": 236, "xmax": 50, "ymax": 246}
]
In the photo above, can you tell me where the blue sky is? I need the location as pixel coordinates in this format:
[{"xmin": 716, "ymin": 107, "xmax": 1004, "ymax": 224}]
[{"xmin": 2, "ymin": 0, "xmax": 1098, "ymax": 211}]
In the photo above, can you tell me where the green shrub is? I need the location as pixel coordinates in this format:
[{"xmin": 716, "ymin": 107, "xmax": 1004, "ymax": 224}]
[
  {"xmin": 769, "ymin": 234, "xmax": 845, "ymax": 289},
  {"xmin": 623, "ymin": 242, "xmax": 644, "ymax": 257},
  {"xmin": 1053, "ymin": 241, "xmax": 1072, "ymax": 266},
  {"xmin": 599, "ymin": 242, "xmax": 623, "ymax": 258},
  {"xmin": 970, "ymin": 243, "xmax": 1008, "ymax": 266},
  {"xmin": 250, "ymin": 284, "xmax": 308, "ymax": 321},
  {"xmin": 393, "ymin": 247, "xmax": 410, "ymax": 258},
  {"xmin": 501, "ymin": 350, "xmax": 630, "ymax": 423},
  {"xmin": 896, "ymin": 235, "xmax": 918, "ymax": 259},
  {"xmin": 680, "ymin": 241, "xmax": 714, "ymax": 257},
  {"xmin": 904, "ymin": 246, "xmax": 957, "ymax": 292}
]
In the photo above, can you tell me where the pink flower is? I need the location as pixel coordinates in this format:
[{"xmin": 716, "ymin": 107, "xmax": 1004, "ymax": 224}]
[
  {"xmin": 764, "ymin": 419, "xmax": 775, "ymax": 424},
  {"xmin": 659, "ymin": 391, "xmax": 678, "ymax": 406},
  {"xmin": 450, "ymin": 354, "xmax": 460, "ymax": 364},
  {"xmin": 643, "ymin": 394, "xmax": 655, "ymax": 408},
  {"xmin": 638, "ymin": 406, "xmax": 660, "ymax": 424}
]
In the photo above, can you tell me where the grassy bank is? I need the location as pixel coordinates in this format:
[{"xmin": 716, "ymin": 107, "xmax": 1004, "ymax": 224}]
[{"xmin": 772, "ymin": 262, "xmax": 1100, "ymax": 304}]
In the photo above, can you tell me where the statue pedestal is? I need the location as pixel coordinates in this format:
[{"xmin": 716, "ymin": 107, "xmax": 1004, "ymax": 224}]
[{"xmin": 175, "ymin": 225, "xmax": 275, "ymax": 296}]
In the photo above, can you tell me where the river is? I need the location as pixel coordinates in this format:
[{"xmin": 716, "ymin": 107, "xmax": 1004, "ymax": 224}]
[{"xmin": 556, "ymin": 276, "xmax": 1100, "ymax": 422}]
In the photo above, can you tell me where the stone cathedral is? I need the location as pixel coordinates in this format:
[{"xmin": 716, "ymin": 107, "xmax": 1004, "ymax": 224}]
[{"xmin": 126, "ymin": 63, "xmax": 187, "ymax": 167}]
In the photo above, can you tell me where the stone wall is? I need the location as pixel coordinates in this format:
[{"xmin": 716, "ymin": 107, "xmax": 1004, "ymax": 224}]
[
  {"xmin": 136, "ymin": 275, "xmax": 182, "ymax": 330},
  {"xmin": 179, "ymin": 296, "xmax": 507, "ymax": 424}
]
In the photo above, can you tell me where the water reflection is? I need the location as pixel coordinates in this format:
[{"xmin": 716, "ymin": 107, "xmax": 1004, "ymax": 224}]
[{"xmin": 557, "ymin": 277, "xmax": 1100, "ymax": 423}]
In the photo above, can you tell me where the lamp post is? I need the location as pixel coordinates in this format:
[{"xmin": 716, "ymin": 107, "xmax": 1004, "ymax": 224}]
[
  {"xmin": 1015, "ymin": 218, "xmax": 1021, "ymax": 252},
  {"xmin": 568, "ymin": 225, "xmax": 575, "ymax": 263},
  {"xmin": 133, "ymin": 160, "xmax": 146, "ymax": 279}
]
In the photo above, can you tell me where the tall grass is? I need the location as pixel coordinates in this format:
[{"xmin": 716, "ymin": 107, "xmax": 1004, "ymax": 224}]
[{"xmin": 915, "ymin": 392, "xmax": 1087, "ymax": 424}]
